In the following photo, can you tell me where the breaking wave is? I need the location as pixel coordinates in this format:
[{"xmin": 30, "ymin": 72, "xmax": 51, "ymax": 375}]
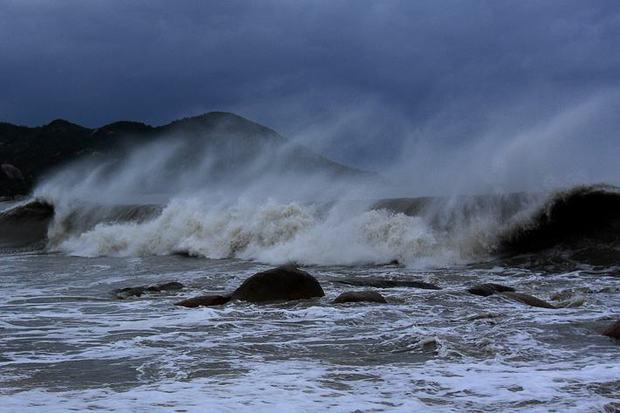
[{"xmin": 1, "ymin": 184, "xmax": 618, "ymax": 266}]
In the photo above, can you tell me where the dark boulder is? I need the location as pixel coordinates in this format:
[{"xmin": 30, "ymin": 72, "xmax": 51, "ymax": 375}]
[
  {"xmin": 114, "ymin": 281, "xmax": 184, "ymax": 299},
  {"xmin": 114, "ymin": 287, "xmax": 145, "ymax": 299},
  {"xmin": 231, "ymin": 265, "xmax": 325, "ymax": 303},
  {"xmin": 333, "ymin": 290, "xmax": 387, "ymax": 304},
  {"xmin": 468, "ymin": 283, "xmax": 515, "ymax": 297},
  {"xmin": 500, "ymin": 292, "xmax": 556, "ymax": 309},
  {"xmin": 0, "ymin": 163, "xmax": 27, "ymax": 196},
  {"xmin": 1, "ymin": 163, "xmax": 24, "ymax": 180},
  {"xmin": 602, "ymin": 319, "xmax": 620, "ymax": 339},
  {"xmin": 336, "ymin": 278, "xmax": 441, "ymax": 290},
  {"xmin": 175, "ymin": 295, "xmax": 231, "ymax": 308}
]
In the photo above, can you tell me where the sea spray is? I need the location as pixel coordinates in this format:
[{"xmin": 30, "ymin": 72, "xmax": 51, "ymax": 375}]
[
  {"xmin": 52, "ymin": 197, "xmax": 445, "ymax": 266},
  {"xmin": 2, "ymin": 184, "xmax": 618, "ymax": 266}
]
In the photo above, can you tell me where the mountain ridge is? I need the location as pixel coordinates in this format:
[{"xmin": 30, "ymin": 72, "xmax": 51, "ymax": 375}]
[{"xmin": 0, "ymin": 112, "xmax": 374, "ymax": 197}]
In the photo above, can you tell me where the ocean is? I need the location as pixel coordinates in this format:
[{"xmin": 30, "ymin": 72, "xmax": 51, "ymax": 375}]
[{"xmin": 1, "ymin": 186, "xmax": 619, "ymax": 412}]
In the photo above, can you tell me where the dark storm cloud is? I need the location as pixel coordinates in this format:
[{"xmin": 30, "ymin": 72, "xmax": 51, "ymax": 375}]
[{"xmin": 1, "ymin": 0, "xmax": 619, "ymax": 170}]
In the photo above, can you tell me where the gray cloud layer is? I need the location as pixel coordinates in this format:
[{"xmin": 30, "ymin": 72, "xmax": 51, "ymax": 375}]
[{"xmin": 1, "ymin": 0, "xmax": 619, "ymax": 184}]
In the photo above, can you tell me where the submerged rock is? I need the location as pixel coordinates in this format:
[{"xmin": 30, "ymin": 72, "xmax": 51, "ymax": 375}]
[
  {"xmin": 175, "ymin": 295, "xmax": 231, "ymax": 308},
  {"xmin": 145, "ymin": 281, "xmax": 184, "ymax": 292},
  {"xmin": 468, "ymin": 283, "xmax": 515, "ymax": 297},
  {"xmin": 550, "ymin": 288, "xmax": 593, "ymax": 301},
  {"xmin": 231, "ymin": 265, "xmax": 325, "ymax": 303},
  {"xmin": 114, "ymin": 281, "xmax": 184, "ymax": 299},
  {"xmin": 499, "ymin": 292, "xmax": 556, "ymax": 309},
  {"xmin": 555, "ymin": 297, "xmax": 586, "ymax": 308},
  {"xmin": 336, "ymin": 278, "xmax": 441, "ymax": 290},
  {"xmin": 333, "ymin": 290, "xmax": 387, "ymax": 304},
  {"xmin": 114, "ymin": 287, "xmax": 144, "ymax": 299},
  {"xmin": 602, "ymin": 319, "xmax": 620, "ymax": 339}
]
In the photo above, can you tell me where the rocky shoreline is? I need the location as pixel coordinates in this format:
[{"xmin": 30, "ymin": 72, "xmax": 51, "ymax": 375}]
[{"xmin": 112, "ymin": 265, "xmax": 620, "ymax": 341}]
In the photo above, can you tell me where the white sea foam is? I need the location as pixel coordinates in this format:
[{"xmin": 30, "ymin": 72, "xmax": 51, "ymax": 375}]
[
  {"xmin": 2, "ymin": 253, "xmax": 619, "ymax": 412},
  {"xmin": 51, "ymin": 197, "xmax": 453, "ymax": 266},
  {"xmin": 3, "ymin": 357, "xmax": 620, "ymax": 412}
]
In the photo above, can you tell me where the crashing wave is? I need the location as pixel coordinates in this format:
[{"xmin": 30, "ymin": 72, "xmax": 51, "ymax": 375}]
[{"xmin": 1, "ymin": 184, "xmax": 618, "ymax": 266}]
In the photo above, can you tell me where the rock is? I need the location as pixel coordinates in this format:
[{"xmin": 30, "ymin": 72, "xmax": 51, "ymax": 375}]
[
  {"xmin": 114, "ymin": 281, "xmax": 184, "ymax": 299},
  {"xmin": 556, "ymin": 297, "xmax": 585, "ymax": 308},
  {"xmin": 1, "ymin": 163, "xmax": 24, "ymax": 180},
  {"xmin": 336, "ymin": 278, "xmax": 441, "ymax": 290},
  {"xmin": 499, "ymin": 292, "xmax": 556, "ymax": 309},
  {"xmin": 114, "ymin": 287, "xmax": 145, "ymax": 299},
  {"xmin": 175, "ymin": 295, "xmax": 231, "ymax": 308},
  {"xmin": 419, "ymin": 337, "xmax": 439, "ymax": 352},
  {"xmin": 550, "ymin": 287, "xmax": 594, "ymax": 301},
  {"xmin": 231, "ymin": 265, "xmax": 325, "ymax": 303},
  {"xmin": 602, "ymin": 319, "xmax": 620, "ymax": 339},
  {"xmin": 0, "ymin": 163, "xmax": 27, "ymax": 196},
  {"xmin": 550, "ymin": 288, "xmax": 591, "ymax": 308},
  {"xmin": 145, "ymin": 281, "xmax": 184, "ymax": 292},
  {"xmin": 468, "ymin": 283, "xmax": 515, "ymax": 297},
  {"xmin": 333, "ymin": 290, "xmax": 387, "ymax": 304}
]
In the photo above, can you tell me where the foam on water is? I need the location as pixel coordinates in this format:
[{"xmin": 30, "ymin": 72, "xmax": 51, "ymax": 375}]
[
  {"xmin": 52, "ymin": 198, "xmax": 450, "ymax": 266},
  {"xmin": 1, "ymin": 254, "xmax": 619, "ymax": 412},
  {"xmin": 0, "ymin": 184, "xmax": 597, "ymax": 270}
]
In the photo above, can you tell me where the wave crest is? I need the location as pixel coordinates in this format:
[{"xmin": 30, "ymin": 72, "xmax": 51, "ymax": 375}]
[
  {"xmin": 53, "ymin": 199, "xmax": 441, "ymax": 266},
  {"xmin": 2, "ymin": 184, "xmax": 619, "ymax": 266}
]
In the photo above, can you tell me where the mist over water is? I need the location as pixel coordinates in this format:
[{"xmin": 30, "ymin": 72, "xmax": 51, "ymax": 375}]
[
  {"xmin": 33, "ymin": 138, "xmax": 440, "ymax": 265},
  {"xmin": 330, "ymin": 87, "xmax": 620, "ymax": 197},
  {"xmin": 17, "ymin": 88, "xmax": 616, "ymax": 267},
  {"xmin": 370, "ymin": 89, "xmax": 620, "ymax": 197}
]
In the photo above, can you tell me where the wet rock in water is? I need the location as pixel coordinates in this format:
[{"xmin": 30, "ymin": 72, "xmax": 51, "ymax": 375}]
[
  {"xmin": 499, "ymin": 292, "xmax": 556, "ymax": 309},
  {"xmin": 114, "ymin": 281, "xmax": 184, "ymax": 299},
  {"xmin": 419, "ymin": 337, "xmax": 439, "ymax": 352},
  {"xmin": 468, "ymin": 283, "xmax": 515, "ymax": 297},
  {"xmin": 556, "ymin": 297, "xmax": 586, "ymax": 308},
  {"xmin": 231, "ymin": 265, "xmax": 325, "ymax": 303},
  {"xmin": 333, "ymin": 290, "xmax": 387, "ymax": 304},
  {"xmin": 146, "ymin": 281, "xmax": 184, "ymax": 292},
  {"xmin": 114, "ymin": 287, "xmax": 145, "ymax": 299},
  {"xmin": 336, "ymin": 278, "xmax": 441, "ymax": 290},
  {"xmin": 602, "ymin": 319, "xmax": 620, "ymax": 339},
  {"xmin": 550, "ymin": 287, "xmax": 594, "ymax": 301},
  {"xmin": 569, "ymin": 246, "xmax": 620, "ymax": 267},
  {"xmin": 550, "ymin": 288, "xmax": 592, "ymax": 308},
  {"xmin": 175, "ymin": 295, "xmax": 231, "ymax": 308}
]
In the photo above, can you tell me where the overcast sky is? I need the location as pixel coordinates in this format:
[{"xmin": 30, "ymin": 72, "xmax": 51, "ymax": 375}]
[{"xmin": 1, "ymin": 0, "xmax": 619, "ymax": 180}]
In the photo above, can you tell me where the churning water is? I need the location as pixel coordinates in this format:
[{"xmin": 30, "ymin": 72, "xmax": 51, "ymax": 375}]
[{"xmin": 1, "ymin": 185, "xmax": 619, "ymax": 412}]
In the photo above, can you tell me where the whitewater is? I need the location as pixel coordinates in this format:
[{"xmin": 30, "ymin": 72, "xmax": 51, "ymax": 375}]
[{"xmin": 1, "ymin": 182, "xmax": 620, "ymax": 412}]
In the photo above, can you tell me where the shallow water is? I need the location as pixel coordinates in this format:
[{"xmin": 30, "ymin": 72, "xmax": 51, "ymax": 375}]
[{"xmin": 1, "ymin": 253, "xmax": 619, "ymax": 412}]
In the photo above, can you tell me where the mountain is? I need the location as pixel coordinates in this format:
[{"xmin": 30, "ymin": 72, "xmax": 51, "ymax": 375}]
[{"xmin": 0, "ymin": 112, "xmax": 374, "ymax": 197}]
